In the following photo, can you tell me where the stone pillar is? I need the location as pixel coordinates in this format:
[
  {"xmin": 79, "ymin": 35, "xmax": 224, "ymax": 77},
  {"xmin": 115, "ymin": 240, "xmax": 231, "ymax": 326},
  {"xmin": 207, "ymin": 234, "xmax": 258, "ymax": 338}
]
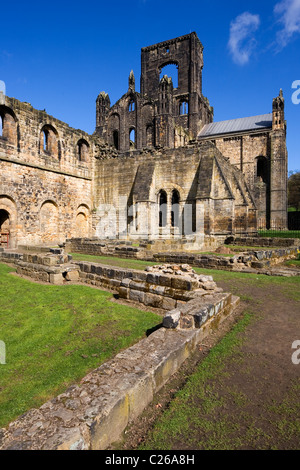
[{"xmin": 95, "ymin": 92, "xmax": 110, "ymax": 137}]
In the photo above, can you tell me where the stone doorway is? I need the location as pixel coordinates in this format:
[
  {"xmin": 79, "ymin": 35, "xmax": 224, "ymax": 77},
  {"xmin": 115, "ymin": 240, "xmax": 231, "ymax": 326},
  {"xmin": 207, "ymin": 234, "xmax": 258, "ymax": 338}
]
[{"xmin": 0, "ymin": 209, "xmax": 10, "ymax": 248}]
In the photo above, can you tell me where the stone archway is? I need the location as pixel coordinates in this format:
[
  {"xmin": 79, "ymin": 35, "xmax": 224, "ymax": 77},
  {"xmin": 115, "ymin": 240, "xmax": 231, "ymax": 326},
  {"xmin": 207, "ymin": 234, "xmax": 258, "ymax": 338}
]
[
  {"xmin": 75, "ymin": 204, "xmax": 90, "ymax": 238},
  {"xmin": 75, "ymin": 212, "xmax": 88, "ymax": 237},
  {"xmin": 40, "ymin": 201, "xmax": 59, "ymax": 244},
  {"xmin": 0, "ymin": 196, "xmax": 18, "ymax": 248},
  {"xmin": 0, "ymin": 209, "xmax": 10, "ymax": 248}
]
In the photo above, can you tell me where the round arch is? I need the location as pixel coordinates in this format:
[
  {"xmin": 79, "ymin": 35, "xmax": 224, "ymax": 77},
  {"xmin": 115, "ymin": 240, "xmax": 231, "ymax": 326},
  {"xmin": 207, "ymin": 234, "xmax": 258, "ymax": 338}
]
[
  {"xmin": 75, "ymin": 204, "xmax": 90, "ymax": 238},
  {"xmin": 256, "ymin": 156, "xmax": 269, "ymax": 184},
  {"xmin": 159, "ymin": 61, "xmax": 179, "ymax": 88},
  {"xmin": 77, "ymin": 138, "xmax": 90, "ymax": 162},
  {"xmin": 39, "ymin": 200, "xmax": 59, "ymax": 244},
  {"xmin": 39, "ymin": 124, "xmax": 60, "ymax": 159},
  {"xmin": 0, "ymin": 195, "xmax": 18, "ymax": 248},
  {"xmin": 0, "ymin": 105, "xmax": 18, "ymax": 145},
  {"xmin": 158, "ymin": 189, "xmax": 168, "ymax": 228}
]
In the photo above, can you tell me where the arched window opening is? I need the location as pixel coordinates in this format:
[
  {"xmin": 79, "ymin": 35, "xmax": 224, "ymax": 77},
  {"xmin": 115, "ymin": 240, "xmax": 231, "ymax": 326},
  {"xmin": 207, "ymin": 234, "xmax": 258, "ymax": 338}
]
[
  {"xmin": 43, "ymin": 129, "xmax": 49, "ymax": 152},
  {"xmin": 179, "ymin": 101, "xmax": 188, "ymax": 115},
  {"xmin": 0, "ymin": 107, "xmax": 17, "ymax": 144},
  {"xmin": 129, "ymin": 100, "xmax": 135, "ymax": 112},
  {"xmin": 159, "ymin": 63, "xmax": 178, "ymax": 88},
  {"xmin": 129, "ymin": 128, "xmax": 135, "ymax": 148},
  {"xmin": 257, "ymin": 157, "xmax": 268, "ymax": 184},
  {"xmin": 159, "ymin": 190, "xmax": 167, "ymax": 228},
  {"xmin": 113, "ymin": 130, "xmax": 119, "ymax": 150},
  {"xmin": 77, "ymin": 139, "xmax": 89, "ymax": 162},
  {"xmin": 40, "ymin": 125, "xmax": 58, "ymax": 157},
  {"xmin": 171, "ymin": 190, "xmax": 180, "ymax": 228}
]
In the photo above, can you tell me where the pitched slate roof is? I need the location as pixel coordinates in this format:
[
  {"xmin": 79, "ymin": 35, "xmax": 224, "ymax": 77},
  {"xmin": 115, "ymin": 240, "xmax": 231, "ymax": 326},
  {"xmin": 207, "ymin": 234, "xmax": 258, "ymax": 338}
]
[{"xmin": 198, "ymin": 113, "xmax": 272, "ymax": 138}]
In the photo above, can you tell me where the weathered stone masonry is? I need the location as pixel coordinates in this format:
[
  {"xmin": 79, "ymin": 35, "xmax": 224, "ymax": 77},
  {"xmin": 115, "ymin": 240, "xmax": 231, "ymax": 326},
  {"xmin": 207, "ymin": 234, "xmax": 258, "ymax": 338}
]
[
  {"xmin": 0, "ymin": 252, "xmax": 240, "ymax": 450},
  {"xmin": 0, "ymin": 32, "xmax": 288, "ymax": 250},
  {"xmin": 0, "ymin": 97, "xmax": 94, "ymax": 248}
]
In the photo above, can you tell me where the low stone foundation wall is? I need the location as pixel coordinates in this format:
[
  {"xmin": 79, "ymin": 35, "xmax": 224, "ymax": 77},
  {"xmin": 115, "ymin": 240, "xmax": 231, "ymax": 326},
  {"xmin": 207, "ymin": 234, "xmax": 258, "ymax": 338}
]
[
  {"xmin": 64, "ymin": 238, "xmax": 300, "ymax": 272},
  {"xmin": 0, "ymin": 249, "xmax": 23, "ymax": 263},
  {"xmin": 65, "ymin": 236, "xmax": 225, "ymax": 258},
  {"xmin": 64, "ymin": 238, "xmax": 148, "ymax": 259},
  {"xmin": 0, "ymin": 292, "xmax": 239, "ymax": 451},
  {"xmin": 0, "ymin": 248, "xmax": 79, "ymax": 284},
  {"xmin": 76, "ymin": 262, "xmax": 223, "ymax": 310},
  {"xmin": 226, "ymin": 236, "xmax": 300, "ymax": 248},
  {"xmin": 153, "ymin": 246, "xmax": 300, "ymax": 270},
  {"xmin": 19, "ymin": 252, "xmax": 79, "ymax": 284},
  {"xmin": 0, "ymin": 247, "xmax": 240, "ymax": 450},
  {"xmin": 163, "ymin": 292, "xmax": 236, "ymax": 330}
]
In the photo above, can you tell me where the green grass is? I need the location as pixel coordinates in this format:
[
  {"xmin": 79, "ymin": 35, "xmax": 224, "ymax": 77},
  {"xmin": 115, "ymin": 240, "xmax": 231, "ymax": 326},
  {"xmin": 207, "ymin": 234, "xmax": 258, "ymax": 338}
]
[
  {"xmin": 71, "ymin": 252, "xmax": 300, "ymax": 300},
  {"xmin": 258, "ymin": 230, "xmax": 300, "ymax": 239},
  {"xmin": 196, "ymin": 251, "xmax": 235, "ymax": 257},
  {"xmin": 193, "ymin": 266, "xmax": 300, "ymax": 301},
  {"xmin": 139, "ymin": 312, "xmax": 254, "ymax": 450},
  {"xmin": 69, "ymin": 252, "xmax": 157, "ymax": 270},
  {"xmin": 228, "ymin": 245, "xmax": 281, "ymax": 252},
  {"xmin": 137, "ymin": 267, "xmax": 300, "ymax": 450},
  {"xmin": 0, "ymin": 263, "xmax": 161, "ymax": 428},
  {"xmin": 286, "ymin": 259, "xmax": 300, "ymax": 267}
]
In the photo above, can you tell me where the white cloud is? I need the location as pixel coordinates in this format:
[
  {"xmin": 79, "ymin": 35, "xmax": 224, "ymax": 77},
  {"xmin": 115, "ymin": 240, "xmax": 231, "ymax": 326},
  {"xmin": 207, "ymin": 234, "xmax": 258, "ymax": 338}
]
[
  {"xmin": 228, "ymin": 12, "xmax": 260, "ymax": 65},
  {"xmin": 274, "ymin": 0, "xmax": 300, "ymax": 48}
]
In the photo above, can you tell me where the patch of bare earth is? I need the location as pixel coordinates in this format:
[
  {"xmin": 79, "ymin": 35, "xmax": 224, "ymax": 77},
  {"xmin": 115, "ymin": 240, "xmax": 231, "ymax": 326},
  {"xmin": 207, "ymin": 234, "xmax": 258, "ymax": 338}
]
[{"xmin": 113, "ymin": 277, "xmax": 300, "ymax": 450}]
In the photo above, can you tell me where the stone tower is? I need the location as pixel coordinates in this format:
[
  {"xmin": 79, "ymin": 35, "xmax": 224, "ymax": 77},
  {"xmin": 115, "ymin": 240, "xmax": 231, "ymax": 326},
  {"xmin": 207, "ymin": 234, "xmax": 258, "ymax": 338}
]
[
  {"xmin": 270, "ymin": 90, "xmax": 288, "ymax": 228},
  {"xmin": 95, "ymin": 32, "xmax": 214, "ymax": 151}
]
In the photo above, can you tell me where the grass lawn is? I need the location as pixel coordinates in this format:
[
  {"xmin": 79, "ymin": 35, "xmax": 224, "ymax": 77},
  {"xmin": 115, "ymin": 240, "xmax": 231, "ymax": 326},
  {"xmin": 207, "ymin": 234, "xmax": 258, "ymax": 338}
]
[
  {"xmin": 195, "ymin": 251, "xmax": 235, "ymax": 257},
  {"xmin": 0, "ymin": 263, "xmax": 162, "ymax": 428},
  {"xmin": 228, "ymin": 245, "xmax": 281, "ymax": 252},
  {"xmin": 285, "ymin": 259, "xmax": 300, "ymax": 267},
  {"xmin": 137, "ymin": 270, "xmax": 300, "ymax": 450},
  {"xmin": 69, "ymin": 252, "xmax": 157, "ymax": 270},
  {"xmin": 139, "ymin": 313, "xmax": 255, "ymax": 450},
  {"xmin": 258, "ymin": 230, "xmax": 300, "ymax": 238},
  {"xmin": 73, "ymin": 252, "xmax": 299, "ymax": 450}
]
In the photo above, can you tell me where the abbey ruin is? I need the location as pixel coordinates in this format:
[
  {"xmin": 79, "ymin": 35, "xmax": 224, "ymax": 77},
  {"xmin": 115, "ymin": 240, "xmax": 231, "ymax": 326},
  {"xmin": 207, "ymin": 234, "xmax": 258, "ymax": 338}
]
[{"xmin": 0, "ymin": 32, "xmax": 288, "ymax": 250}]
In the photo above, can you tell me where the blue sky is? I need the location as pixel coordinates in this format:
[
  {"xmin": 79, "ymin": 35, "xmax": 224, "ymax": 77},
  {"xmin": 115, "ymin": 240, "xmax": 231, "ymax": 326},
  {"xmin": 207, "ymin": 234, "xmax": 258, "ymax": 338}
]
[{"xmin": 0, "ymin": 0, "xmax": 299, "ymax": 171}]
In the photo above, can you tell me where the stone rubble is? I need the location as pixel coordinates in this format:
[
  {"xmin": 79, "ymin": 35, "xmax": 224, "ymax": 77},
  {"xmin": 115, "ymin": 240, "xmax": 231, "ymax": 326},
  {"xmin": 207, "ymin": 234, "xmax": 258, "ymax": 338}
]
[{"xmin": 145, "ymin": 263, "xmax": 221, "ymax": 292}]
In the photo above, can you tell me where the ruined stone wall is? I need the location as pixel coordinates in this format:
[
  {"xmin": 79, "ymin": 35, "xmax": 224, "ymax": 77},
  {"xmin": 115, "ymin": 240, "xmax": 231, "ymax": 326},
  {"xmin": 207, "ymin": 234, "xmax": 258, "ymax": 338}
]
[
  {"xmin": 96, "ymin": 33, "xmax": 214, "ymax": 152},
  {"xmin": 0, "ymin": 96, "xmax": 95, "ymax": 247},
  {"xmin": 93, "ymin": 142, "xmax": 256, "ymax": 242},
  {"xmin": 212, "ymin": 128, "xmax": 287, "ymax": 228},
  {"xmin": 0, "ymin": 294, "xmax": 238, "ymax": 450},
  {"xmin": 214, "ymin": 133, "xmax": 270, "ymax": 222},
  {"xmin": 0, "ymin": 94, "xmax": 257, "ymax": 249},
  {"xmin": 93, "ymin": 147, "xmax": 203, "ymax": 241},
  {"xmin": 214, "ymin": 133, "xmax": 269, "ymax": 179}
]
